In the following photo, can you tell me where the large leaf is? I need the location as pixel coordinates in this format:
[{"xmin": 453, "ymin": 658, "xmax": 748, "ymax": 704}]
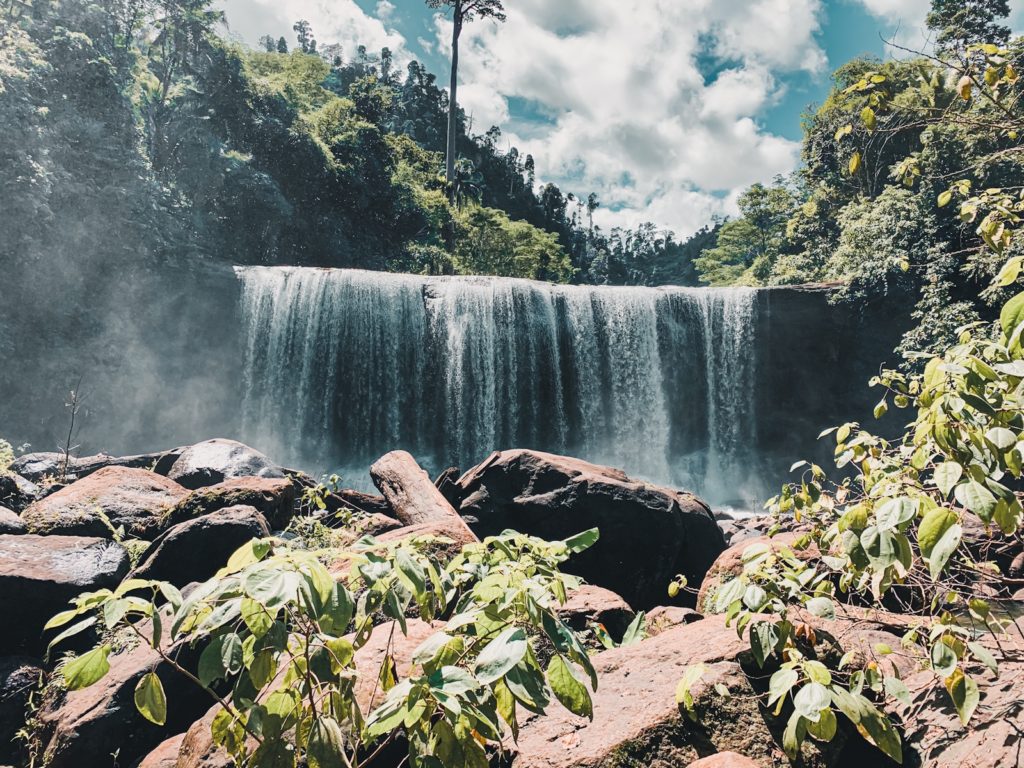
[
  {"xmin": 547, "ymin": 655, "xmax": 592, "ymax": 719},
  {"xmin": 945, "ymin": 669, "xmax": 979, "ymax": 725},
  {"xmin": 768, "ymin": 667, "xmax": 799, "ymax": 707},
  {"xmin": 473, "ymin": 627, "xmax": 528, "ymax": 684},
  {"xmin": 63, "ymin": 645, "xmax": 111, "ymax": 691},
  {"xmin": 1000, "ymin": 291, "xmax": 1024, "ymax": 337},
  {"xmin": 933, "ymin": 462, "xmax": 962, "ymax": 498},
  {"xmin": 134, "ymin": 672, "xmax": 167, "ymax": 726},
  {"xmin": 793, "ymin": 682, "xmax": 831, "ymax": 720},
  {"xmin": 930, "ymin": 640, "xmax": 958, "ymax": 677},
  {"xmin": 307, "ymin": 717, "xmax": 346, "ymax": 768},
  {"xmin": 927, "ymin": 523, "xmax": 963, "ymax": 580},
  {"xmin": 875, "ymin": 498, "xmax": 916, "ymax": 531},
  {"xmin": 563, "ymin": 528, "xmax": 600, "ymax": 554},
  {"xmin": 917, "ymin": 508, "xmax": 958, "ymax": 558},
  {"xmin": 954, "ymin": 481, "xmax": 997, "ymax": 522},
  {"xmin": 831, "ymin": 687, "xmax": 902, "ymax": 763}
]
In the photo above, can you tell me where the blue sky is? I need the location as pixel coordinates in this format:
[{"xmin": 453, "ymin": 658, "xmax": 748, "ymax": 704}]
[{"xmin": 219, "ymin": 0, "xmax": 1024, "ymax": 235}]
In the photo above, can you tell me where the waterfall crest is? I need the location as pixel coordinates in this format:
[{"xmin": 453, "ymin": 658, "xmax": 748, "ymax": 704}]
[{"xmin": 237, "ymin": 267, "xmax": 762, "ymax": 505}]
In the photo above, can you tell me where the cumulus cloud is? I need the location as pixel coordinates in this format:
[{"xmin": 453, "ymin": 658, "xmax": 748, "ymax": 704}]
[
  {"xmin": 220, "ymin": 0, "xmax": 408, "ymax": 62},
  {"xmin": 431, "ymin": 0, "xmax": 825, "ymax": 234}
]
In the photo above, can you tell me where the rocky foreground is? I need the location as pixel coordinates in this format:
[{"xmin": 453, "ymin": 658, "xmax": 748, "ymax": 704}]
[{"xmin": 0, "ymin": 440, "xmax": 1020, "ymax": 768}]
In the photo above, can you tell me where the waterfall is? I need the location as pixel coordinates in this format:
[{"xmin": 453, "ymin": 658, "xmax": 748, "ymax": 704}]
[{"xmin": 237, "ymin": 267, "xmax": 763, "ymax": 506}]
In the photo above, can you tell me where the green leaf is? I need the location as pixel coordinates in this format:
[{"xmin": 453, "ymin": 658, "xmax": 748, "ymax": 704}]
[
  {"xmin": 927, "ymin": 523, "xmax": 963, "ymax": 580},
  {"xmin": 997, "ymin": 257, "xmax": 1024, "ymax": 287},
  {"xmin": 220, "ymin": 632, "xmax": 244, "ymax": 676},
  {"xmin": 307, "ymin": 717, "xmax": 346, "ymax": 768},
  {"xmin": 395, "ymin": 548, "xmax": 426, "ymax": 596},
  {"xmin": 783, "ymin": 712, "xmax": 807, "ymax": 760},
  {"xmin": 768, "ymin": 667, "xmax": 799, "ymax": 707},
  {"xmin": 794, "ymin": 682, "xmax": 831, "ymax": 720},
  {"xmin": 849, "ymin": 151, "xmax": 862, "ymax": 175},
  {"xmin": 986, "ymin": 427, "xmax": 1016, "ymax": 450},
  {"xmin": 62, "ymin": 645, "xmax": 111, "ymax": 691},
  {"xmin": 933, "ymin": 462, "xmax": 963, "ymax": 498},
  {"xmin": 244, "ymin": 568, "xmax": 293, "ymax": 609},
  {"xmin": 861, "ymin": 106, "xmax": 876, "ymax": 131},
  {"xmin": 563, "ymin": 528, "xmax": 600, "ymax": 553},
  {"xmin": 883, "ymin": 676, "xmax": 911, "ymax": 706},
  {"xmin": 198, "ymin": 636, "xmax": 226, "ymax": 687},
  {"xmin": 875, "ymin": 498, "xmax": 916, "ymax": 531},
  {"xmin": 473, "ymin": 627, "xmax": 528, "ymax": 684},
  {"xmin": 547, "ymin": 655, "xmax": 592, "ymax": 719},
  {"xmin": 930, "ymin": 640, "xmax": 958, "ymax": 677},
  {"xmin": 830, "ymin": 687, "xmax": 902, "ymax": 763},
  {"xmin": 938, "ymin": 190, "xmax": 953, "ymax": 207},
  {"xmin": 918, "ymin": 508, "xmax": 958, "ymax": 558},
  {"xmin": 955, "ymin": 482, "xmax": 997, "ymax": 522},
  {"xmin": 134, "ymin": 672, "xmax": 167, "ymax": 726},
  {"xmin": 620, "ymin": 611, "xmax": 646, "ymax": 646},
  {"xmin": 806, "ymin": 597, "xmax": 835, "ymax": 619},
  {"xmin": 946, "ymin": 669, "xmax": 980, "ymax": 725},
  {"xmin": 806, "ymin": 708, "xmax": 837, "ymax": 741},
  {"xmin": 1000, "ymin": 291, "xmax": 1024, "ymax": 337},
  {"xmin": 750, "ymin": 621, "xmax": 779, "ymax": 668},
  {"xmin": 968, "ymin": 641, "xmax": 998, "ymax": 675}
]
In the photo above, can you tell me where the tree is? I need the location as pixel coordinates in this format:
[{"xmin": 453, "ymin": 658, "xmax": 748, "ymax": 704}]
[
  {"xmin": 293, "ymin": 19, "xmax": 316, "ymax": 54},
  {"xmin": 425, "ymin": 0, "xmax": 506, "ymax": 203},
  {"xmin": 258, "ymin": 34, "xmax": 276, "ymax": 52},
  {"xmin": 927, "ymin": 0, "xmax": 1011, "ymax": 54},
  {"xmin": 276, "ymin": 36, "xmax": 288, "ymax": 54}
]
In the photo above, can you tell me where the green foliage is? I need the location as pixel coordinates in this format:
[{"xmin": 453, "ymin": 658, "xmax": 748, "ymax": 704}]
[
  {"xmin": 680, "ymin": 22, "xmax": 1024, "ymax": 762},
  {"xmin": 454, "ymin": 205, "xmax": 574, "ymax": 282},
  {"xmin": 46, "ymin": 528, "xmax": 600, "ymax": 768}
]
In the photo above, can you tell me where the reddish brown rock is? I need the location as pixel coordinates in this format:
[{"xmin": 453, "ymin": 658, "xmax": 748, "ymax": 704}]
[
  {"xmin": 21, "ymin": 467, "xmax": 188, "ymax": 539},
  {"xmin": 646, "ymin": 605, "xmax": 703, "ymax": 637},
  {"xmin": 167, "ymin": 476, "xmax": 297, "ymax": 530},
  {"xmin": 688, "ymin": 751, "xmax": 764, "ymax": 767},
  {"xmin": 0, "ymin": 534, "xmax": 129, "ymax": 655},
  {"xmin": 557, "ymin": 586, "xmax": 636, "ymax": 640},
  {"xmin": 456, "ymin": 450, "xmax": 724, "ymax": 609},
  {"xmin": 137, "ymin": 734, "xmax": 185, "ymax": 768}
]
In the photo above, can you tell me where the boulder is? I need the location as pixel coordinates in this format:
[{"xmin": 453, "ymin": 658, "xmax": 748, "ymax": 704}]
[
  {"xmin": 10, "ymin": 451, "xmax": 175, "ymax": 485},
  {"xmin": 38, "ymin": 620, "xmax": 207, "ymax": 768},
  {"xmin": 455, "ymin": 450, "xmax": 725, "ymax": 608},
  {"xmin": 0, "ymin": 507, "xmax": 24, "ymax": 535},
  {"xmin": 167, "ymin": 477, "xmax": 297, "ymax": 531},
  {"xmin": 136, "ymin": 734, "xmax": 185, "ymax": 768},
  {"xmin": 0, "ymin": 472, "xmax": 39, "ymax": 512},
  {"xmin": 20, "ymin": 467, "xmax": 188, "ymax": 539},
  {"xmin": 557, "ymin": 586, "xmax": 636, "ymax": 640},
  {"xmin": 167, "ymin": 439, "xmax": 283, "ymax": 490},
  {"xmin": 0, "ymin": 657, "xmax": 44, "ymax": 764},
  {"xmin": 130, "ymin": 506, "xmax": 270, "ymax": 587},
  {"xmin": 509, "ymin": 611, "xmax": 915, "ymax": 768},
  {"xmin": 893, "ymin": 623, "xmax": 1024, "ymax": 768},
  {"xmin": 0, "ymin": 535, "xmax": 129, "ymax": 655}
]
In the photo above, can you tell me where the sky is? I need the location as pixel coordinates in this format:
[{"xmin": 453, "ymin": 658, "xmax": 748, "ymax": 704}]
[{"xmin": 218, "ymin": 0, "xmax": 1024, "ymax": 237}]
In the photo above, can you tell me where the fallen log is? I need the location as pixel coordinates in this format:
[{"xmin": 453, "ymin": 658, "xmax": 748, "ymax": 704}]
[{"xmin": 370, "ymin": 451, "xmax": 477, "ymax": 541}]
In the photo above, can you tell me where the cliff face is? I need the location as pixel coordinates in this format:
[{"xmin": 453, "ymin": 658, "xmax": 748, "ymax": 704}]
[
  {"xmin": 754, "ymin": 285, "xmax": 910, "ymax": 485},
  {"xmin": 0, "ymin": 268, "xmax": 910, "ymax": 500}
]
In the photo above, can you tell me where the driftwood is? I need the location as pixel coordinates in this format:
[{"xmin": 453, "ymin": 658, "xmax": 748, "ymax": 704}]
[{"xmin": 370, "ymin": 451, "xmax": 478, "ymax": 541}]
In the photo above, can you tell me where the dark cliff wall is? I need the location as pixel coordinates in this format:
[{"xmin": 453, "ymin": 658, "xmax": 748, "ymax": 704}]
[{"xmin": 755, "ymin": 286, "xmax": 910, "ymax": 491}]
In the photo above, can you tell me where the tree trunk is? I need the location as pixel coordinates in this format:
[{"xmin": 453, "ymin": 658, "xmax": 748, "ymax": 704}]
[
  {"xmin": 446, "ymin": 1, "xmax": 462, "ymax": 204},
  {"xmin": 370, "ymin": 451, "xmax": 478, "ymax": 541}
]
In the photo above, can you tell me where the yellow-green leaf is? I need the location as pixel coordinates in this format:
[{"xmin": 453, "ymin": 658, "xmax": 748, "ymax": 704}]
[
  {"xmin": 63, "ymin": 645, "xmax": 111, "ymax": 691},
  {"xmin": 134, "ymin": 671, "xmax": 167, "ymax": 726}
]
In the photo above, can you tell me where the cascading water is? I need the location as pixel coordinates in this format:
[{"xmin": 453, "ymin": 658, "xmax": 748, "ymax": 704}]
[{"xmin": 237, "ymin": 267, "xmax": 763, "ymax": 506}]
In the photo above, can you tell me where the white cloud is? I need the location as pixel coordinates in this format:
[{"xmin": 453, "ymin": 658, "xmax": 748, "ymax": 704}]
[
  {"xmin": 432, "ymin": 0, "xmax": 823, "ymax": 235},
  {"xmin": 219, "ymin": 0, "xmax": 408, "ymax": 62}
]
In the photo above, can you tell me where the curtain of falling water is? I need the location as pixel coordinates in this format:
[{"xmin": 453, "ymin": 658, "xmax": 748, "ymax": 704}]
[{"xmin": 237, "ymin": 267, "xmax": 761, "ymax": 505}]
